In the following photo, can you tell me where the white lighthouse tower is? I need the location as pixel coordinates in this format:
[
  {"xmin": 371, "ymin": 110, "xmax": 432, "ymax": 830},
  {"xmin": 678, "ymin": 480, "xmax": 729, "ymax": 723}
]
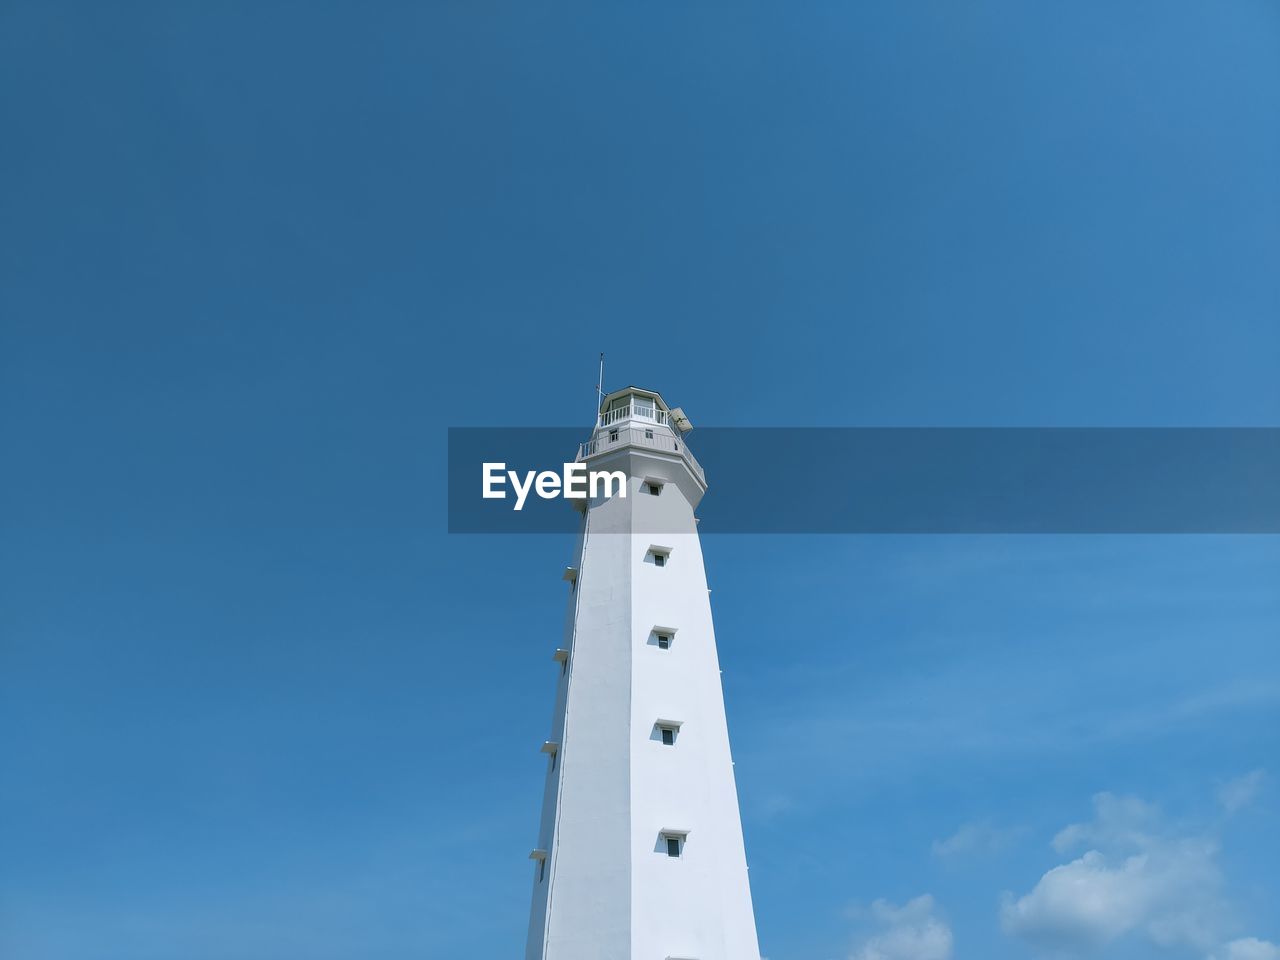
[{"xmin": 525, "ymin": 387, "xmax": 761, "ymax": 960}]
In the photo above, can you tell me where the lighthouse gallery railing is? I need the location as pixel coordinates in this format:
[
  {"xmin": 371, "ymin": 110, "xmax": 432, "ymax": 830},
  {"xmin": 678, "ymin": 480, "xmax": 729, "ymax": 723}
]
[{"xmin": 576, "ymin": 418, "xmax": 705, "ymax": 485}]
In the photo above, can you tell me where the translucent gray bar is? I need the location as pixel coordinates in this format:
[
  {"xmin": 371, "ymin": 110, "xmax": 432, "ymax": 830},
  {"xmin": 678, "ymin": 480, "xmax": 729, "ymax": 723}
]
[{"xmin": 447, "ymin": 428, "xmax": 1280, "ymax": 534}]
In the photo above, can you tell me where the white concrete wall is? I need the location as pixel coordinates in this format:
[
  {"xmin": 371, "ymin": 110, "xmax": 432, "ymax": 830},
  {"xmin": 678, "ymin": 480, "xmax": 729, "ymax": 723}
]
[
  {"xmin": 628, "ymin": 462, "xmax": 759, "ymax": 960},
  {"xmin": 527, "ymin": 420, "xmax": 760, "ymax": 960},
  {"xmin": 527, "ymin": 492, "xmax": 634, "ymax": 960}
]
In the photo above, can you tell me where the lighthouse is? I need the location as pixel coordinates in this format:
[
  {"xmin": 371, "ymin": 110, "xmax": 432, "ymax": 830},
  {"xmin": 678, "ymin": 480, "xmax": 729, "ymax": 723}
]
[{"xmin": 525, "ymin": 387, "xmax": 761, "ymax": 960}]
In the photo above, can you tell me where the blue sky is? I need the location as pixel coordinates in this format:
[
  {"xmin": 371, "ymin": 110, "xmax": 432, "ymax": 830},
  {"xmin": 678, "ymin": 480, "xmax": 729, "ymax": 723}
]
[{"xmin": 2, "ymin": 2, "xmax": 1278, "ymax": 959}]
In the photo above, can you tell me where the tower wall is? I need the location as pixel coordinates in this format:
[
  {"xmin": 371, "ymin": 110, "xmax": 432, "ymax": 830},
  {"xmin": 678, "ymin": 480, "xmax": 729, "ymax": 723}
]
[
  {"xmin": 627, "ymin": 460, "xmax": 758, "ymax": 960},
  {"xmin": 526, "ymin": 406, "xmax": 760, "ymax": 960},
  {"xmin": 528, "ymin": 491, "xmax": 634, "ymax": 960}
]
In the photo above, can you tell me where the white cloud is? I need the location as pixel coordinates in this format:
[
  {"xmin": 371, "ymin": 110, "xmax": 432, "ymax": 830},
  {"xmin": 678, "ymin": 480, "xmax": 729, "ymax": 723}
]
[
  {"xmin": 851, "ymin": 895, "xmax": 953, "ymax": 960},
  {"xmin": 1001, "ymin": 791, "xmax": 1226, "ymax": 953},
  {"xmin": 1050, "ymin": 791, "xmax": 1161, "ymax": 854},
  {"xmin": 1001, "ymin": 842, "xmax": 1222, "ymax": 949},
  {"xmin": 932, "ymin": 820, "xmax": 1023, "ymax": 858},
  {"xmin": 1212, "ymin": 939, "xmax": 1280, "ymax": 960},
  {"xmin": 1217, "ymin": 770, "xmax": 1266, "ymax": 815}
]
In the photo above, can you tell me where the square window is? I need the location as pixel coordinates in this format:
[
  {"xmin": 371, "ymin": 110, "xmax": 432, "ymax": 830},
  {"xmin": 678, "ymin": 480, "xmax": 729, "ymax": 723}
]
[
  {"xmin": 648, "ymin": 482, "xmax": 662, "ymax": 495},
  {"xmin": 665, "ymin": 836, "xmax": 681, "ymax": 858},
  {"xmin": 657, "ymin": 634, "xmax": 671, "ymax": 650},
  {"xmin": 609, "ymin": 429, "xmax": 619, "ymax": 442},
  {"xmin": 645, "ymin": 429, "xmax": 654, "ymax": 439},
  {"xmin": 654, "ymin": 553, "xmax": 666, "ymax": 567}
]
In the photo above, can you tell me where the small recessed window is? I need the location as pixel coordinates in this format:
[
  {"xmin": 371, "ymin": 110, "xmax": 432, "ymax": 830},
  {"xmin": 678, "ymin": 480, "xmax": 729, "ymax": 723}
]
[
  {"xmin": 542, "ymin": 741, "xmax": 560, "ymax": 769},
  {"xmin": 662, "ymin": 727, "xmax": 675, "ymax": 745},
  {"xmin": 647, "ymin": 482, "xmax": 662, "ymax": 496},
  {"xmin": 645, "ymin": 429, "xmax": 654, "ymax": 439},
  {"xmin": 530, "ymin": 848, "xmax": 549, "ymax": 876},
  {"xmin": 609, "ymin": 428, "xmax": 619, "ymax": 442},
  {"xmin": 665, "ymin": 835, "xmax": 683, "ymax": 858},
  {"xmin": 647, "ymin": 546, "xmax": 672, "ymax": 567},
  {"xmin": 657, "ymin": 634, "xmax": 671, "ymax": 650},
  {"xmin": 654, "ymin": 553, "xmax": 666, "ymax": 567}
]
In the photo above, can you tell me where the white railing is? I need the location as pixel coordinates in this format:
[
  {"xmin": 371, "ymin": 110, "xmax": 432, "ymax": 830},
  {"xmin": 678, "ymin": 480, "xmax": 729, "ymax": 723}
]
[
  {"xmin": 576, "ymin": 423, "xmax": 705, "ymax": 485},
  {"xmin": 598, "ymin": 401, "xmax": 670, "ymax": 428}
]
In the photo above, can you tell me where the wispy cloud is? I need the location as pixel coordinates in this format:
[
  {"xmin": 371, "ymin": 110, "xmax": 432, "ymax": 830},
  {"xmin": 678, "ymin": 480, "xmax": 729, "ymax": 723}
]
[
  {"xmin": 739, "ymin": 665, "xmax": 1280, "ymax": 816},
  {"xmin": 1217, "ymin": 769, "xmax": 1266, "ymax": 815},
  {"xmin": 1001, "ymin": 777, "xmax": 1271, "ymax": 957},
  {"xmin": 932, "ymin": 820, "xmax": 1024, "ymax": 859},
  {"xmin": 1210, "ymin": 938, "xmax": 1280, "ymax": 960},
  {"xmin": 849, "ymin": 895, "xmax": 953, "ymax": 960}
]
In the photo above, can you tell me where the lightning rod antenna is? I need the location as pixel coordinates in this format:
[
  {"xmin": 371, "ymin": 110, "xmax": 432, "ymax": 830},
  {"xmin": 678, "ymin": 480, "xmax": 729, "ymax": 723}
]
[{"xmin": 596, "ymin": 352, "xmax": 605, "ymax": 425}]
